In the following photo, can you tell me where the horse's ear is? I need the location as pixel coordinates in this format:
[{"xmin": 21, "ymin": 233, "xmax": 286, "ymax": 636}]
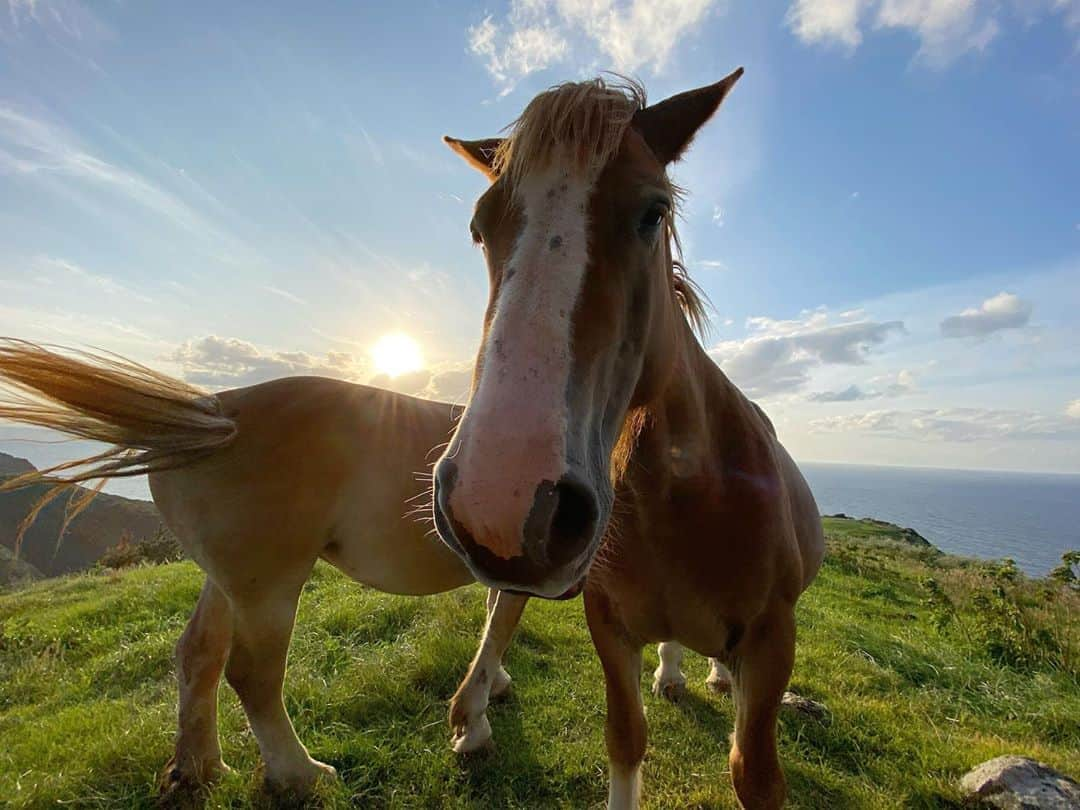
[
  {"xmin": 443, "ymin": 136, "xmax": 503, "ymax": 179},
  {"xmin": 633, "ymin": 67, "xmax": 744, "ymax": 165}
]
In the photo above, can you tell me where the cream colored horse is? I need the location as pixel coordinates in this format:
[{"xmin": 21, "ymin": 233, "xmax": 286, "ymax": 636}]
[{"xmin": 0, "ymin": 342, "xmax": 525, "ymax": 797}]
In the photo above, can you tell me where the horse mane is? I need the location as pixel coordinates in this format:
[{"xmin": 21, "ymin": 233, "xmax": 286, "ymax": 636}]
[{"xmin": 495, "ymin": 75, "xmax": 711, "ymax": 337}]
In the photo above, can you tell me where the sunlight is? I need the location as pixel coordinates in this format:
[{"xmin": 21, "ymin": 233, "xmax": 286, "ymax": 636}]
[{"xmin": 371, "ymin": 332, "xmax": 423, "ymax": 377}]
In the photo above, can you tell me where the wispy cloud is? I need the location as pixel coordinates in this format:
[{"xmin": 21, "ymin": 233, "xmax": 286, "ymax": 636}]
[
  {"xmin": 0, "ymin": 105, "xmax": 235, "ymax": 245},
  {"xmin": 785, "ymin": 0, "xmax": 1078, "ymax": 67},
  {"xmin": 1067, "ymin": 399, "xmax": 1080, "ymax": 419},
  {"xmin": 940, "ymin": 291, "xmax": 1032, "ymax": 338},
  {"xmin": 35, "ymin": 255, "xmax": 153, "ymax": 303},
  {"xmin": 263, "ymin": 285, "xmax": 308, "ymax": 306},
  {"xmin": 468, "ymin": 0, "xmax": 723, "ymax": 94},
  {"xmin": 1, "ymin": 0, "xmax": 113, "ymax": 65}
]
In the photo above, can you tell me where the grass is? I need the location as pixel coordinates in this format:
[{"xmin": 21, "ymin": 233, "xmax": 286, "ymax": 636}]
[{"xmin": 0, "ymin": 518, "xmax": 1076, "ymax": 808}]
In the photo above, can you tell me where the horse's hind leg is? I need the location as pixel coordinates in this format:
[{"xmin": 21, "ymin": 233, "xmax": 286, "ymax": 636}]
[
  {"xmin": 225, "ymin": 579, "xmax": 336, "ymax": 796},
  {"xmin": 160, "ymin": 578, "xmax": 233, "ymax": 795},
  {"xmin": 728, "ymin": 608, "xmax": 794, "ymax": 810},
  {"xmin": 652, "ymin": 641, "xmax": 687, "ymax": 702},
  {"xmin": 585, "ymin": 590, "xmax": 646, "ymax": 810},
  {"xmin": 706, "ymin": 657, "xmax": 733, "ymax": 694},
  {"xmin": 450, "ymin": 588, "xmax": 528, "ymax": 753}
]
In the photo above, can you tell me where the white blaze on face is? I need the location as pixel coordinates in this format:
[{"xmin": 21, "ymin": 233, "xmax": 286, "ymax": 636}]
[{"xmin": 448, "ymin": 163, "xmax": 592, "ymax": 560}]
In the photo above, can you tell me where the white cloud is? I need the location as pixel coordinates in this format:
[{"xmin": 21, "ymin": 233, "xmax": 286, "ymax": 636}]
[
  {"xmin": 786, "ymin": 0, "xmax": 1077, "ymax": 66},
  {"xmin": 170, "ymin": 336, "xmax": 477, "ymax": 403},
  {"xmin": 708, "ymin": 308, "xmax": 905, "ymax": 398},
  {"xmin": 468, "ymin": 0, "xmax": 721, "ymax": 93},
  {"xmin": 810, "ymin": 406, "xmax": 1080, "ymax": 442},
  {"xmin": 369, "ymin": 362, "xmax": 475, "ymax": 404},
  {"xmin": 171, "ymin": 335, "xmax": 365, "ymax": 389},
  {"xmin": 807, "ymin": 367, "xmax": 918, "ymax": 402},
  {"xmin": 786, "ymin": 0, "xmax": 866, "ymax": 49},
  {"xmin": 940, "ymin": 291, "xmax": 1032, "ymax": 338},
  {"xmin": 807, "ymin": 383, "xmax": 871, "ymax": 402},
  {"xmin": 877, "ymin": 0, "xmax": 999, "ymax": 66},
  {"xmin": 1067, "ymin": 399, "xmax": 1080, "ymax": 419}
]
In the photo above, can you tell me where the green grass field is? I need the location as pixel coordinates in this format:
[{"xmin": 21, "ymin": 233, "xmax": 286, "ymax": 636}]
[{"xmin": 0, "ymin": 518, "xmax": 1076, "ymax": 808}]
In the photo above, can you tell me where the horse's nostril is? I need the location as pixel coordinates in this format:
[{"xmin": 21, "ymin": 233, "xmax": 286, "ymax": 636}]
[{"xmin": 548, "ymin": 476, "xmax": 599, "ymax": 563}]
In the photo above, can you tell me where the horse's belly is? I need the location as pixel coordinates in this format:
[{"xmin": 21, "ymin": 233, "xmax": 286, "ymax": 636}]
[{"xmin": 321, "ymin": 512, "xmax": 474, "ymax": 596}]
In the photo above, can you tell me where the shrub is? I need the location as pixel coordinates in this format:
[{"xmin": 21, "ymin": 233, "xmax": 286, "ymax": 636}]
[
  {"xmin": 923, "ymin": 552, "xmax": 1078, "ymax": 674},
  {"xmin": 97, "ymin": 528, "xmax": 184, "ymax": 570}
]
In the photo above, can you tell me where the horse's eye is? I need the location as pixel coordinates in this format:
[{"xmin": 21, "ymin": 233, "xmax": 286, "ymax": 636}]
[{"xmin": 639, "ymin": 203, "xmax": 668, "ymax": 236}]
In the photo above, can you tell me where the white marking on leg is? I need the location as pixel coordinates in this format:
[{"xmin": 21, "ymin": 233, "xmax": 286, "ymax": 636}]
[
  {"xmin": 447, "ymin": 164, "xmax": 593, "ymax": 561},
  {"xmin": 608, "ymin": 762, "xmax": 642, "ymax": 810},
  {"xmin": 652, "ymin": 641, "xmax": 686, "ymax": 700},
  {"xmin": 706, "ymin": 657, "xmax": 733, "ymax": 694},
  {"xmin": 451, "ymin": 590, "xmax": 527, "ymax": 753}
]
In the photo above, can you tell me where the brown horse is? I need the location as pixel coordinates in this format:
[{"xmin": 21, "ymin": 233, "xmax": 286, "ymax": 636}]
[
  {"xmin": 435, "ymin": 70, "xmax": 824, "ymax": 808},
  {"xmin": 0, "ymin": 342, "xmax": 528, "ymax": 795}
]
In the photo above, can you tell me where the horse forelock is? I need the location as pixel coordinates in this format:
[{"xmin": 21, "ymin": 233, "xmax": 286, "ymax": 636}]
[
  {"xmin": 493, "ymin": 76, "xmax": 710, "ymax": 340},
  {"xmin": 494, "ymin": 75, "xmax": 646, "ymax": 188}
]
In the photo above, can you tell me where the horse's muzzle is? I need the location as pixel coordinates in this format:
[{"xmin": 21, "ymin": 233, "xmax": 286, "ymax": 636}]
[{"xmin": 432, "ymin": 459, "xmax": 600, "ymax": 599}]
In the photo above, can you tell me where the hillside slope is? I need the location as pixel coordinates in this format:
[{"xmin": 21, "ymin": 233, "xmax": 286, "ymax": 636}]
[
  {"xmin": 0, "ymin": 452, "xmax": 162, "ymax": 576},
  {"xmin": 0, "ymin": 519, "xmax": 1076, "ymax": 808},
  {"xmin": 0, "ymin": 544, "xmax": 42, "ymax": 587}
]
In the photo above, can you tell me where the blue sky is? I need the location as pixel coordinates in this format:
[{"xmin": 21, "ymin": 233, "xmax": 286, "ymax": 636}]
[{"xmin": 1, "ymin": 0, "xmax": 1078, "ymax": 488}]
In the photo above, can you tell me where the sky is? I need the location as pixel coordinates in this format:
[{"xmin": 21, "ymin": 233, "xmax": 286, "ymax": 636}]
[{"xmin": 1, "ymin": 0, "xmax": 1078, "ymax": 493}]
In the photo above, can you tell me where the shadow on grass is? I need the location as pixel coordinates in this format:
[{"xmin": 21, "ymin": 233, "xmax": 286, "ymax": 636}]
[{"xmin": 670, "ymin": 690, "xmax": 734, "ymax": 747}]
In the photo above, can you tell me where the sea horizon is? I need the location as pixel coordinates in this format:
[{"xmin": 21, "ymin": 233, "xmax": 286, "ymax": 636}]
[{"xmin": 3, "ymin": 440, "xmax": 1077, "ymax": 577}]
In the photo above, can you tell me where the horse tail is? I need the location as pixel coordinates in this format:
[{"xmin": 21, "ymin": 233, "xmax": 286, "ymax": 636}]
[{"xmin": 0, "ymin": 339, "xmax": 237, "ymax": 547}]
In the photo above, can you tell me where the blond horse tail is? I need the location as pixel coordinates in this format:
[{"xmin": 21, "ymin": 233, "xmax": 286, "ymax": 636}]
[{"xmin": 0, "ymin": 338, "xmax": 237, "ymax": 548}]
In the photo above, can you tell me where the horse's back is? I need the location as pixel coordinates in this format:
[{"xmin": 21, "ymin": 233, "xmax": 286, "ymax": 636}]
[{"xmin": 148, "ymin": 376, "xmax": 465, "ymax": 592}]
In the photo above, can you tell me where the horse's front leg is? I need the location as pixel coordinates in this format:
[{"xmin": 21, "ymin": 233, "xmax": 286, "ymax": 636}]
[
  {"xmin": 728, "ymin": 607, "xmax": 794, "ymax": 810},
  {"xmin": 450, "ymin": 588, "xmax": 528, "ymax": 753},
  {"xmin": 585, "ymin": 589, "xmax": 646, "ymax": 810}
]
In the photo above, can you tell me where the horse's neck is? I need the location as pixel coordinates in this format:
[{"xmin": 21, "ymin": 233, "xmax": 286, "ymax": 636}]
[{"xmin": 624, "ymin": 330, "xmax": 734, "ymax": 491}]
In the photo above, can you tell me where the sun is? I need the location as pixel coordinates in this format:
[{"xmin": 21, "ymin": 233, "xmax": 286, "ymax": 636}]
[{"xmin": 371, "ymin": 332, "xmax": 424, "ymax": 378}]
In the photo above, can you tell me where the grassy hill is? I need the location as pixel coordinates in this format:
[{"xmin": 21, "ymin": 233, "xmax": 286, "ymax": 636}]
[
  {"xmin": 0, "ymin": 452, "xmax": 163, "ymax": 576},
  {"xmin": 0, "ymin": 518, "xmax": 1076, "ymax": 808}
]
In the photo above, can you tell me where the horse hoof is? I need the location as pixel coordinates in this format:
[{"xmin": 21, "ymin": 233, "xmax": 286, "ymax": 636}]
[
  {"xmin": 652, "ymin": 676, "xmax": 687, "ymax": 703},
  {"xmin": 158, "ymin": 757, "xmax": 232, "ymax": 797},
  {"xmin": 451, "ymin": 713, "xmax": 493, "ymax": 754},
  {"xmin": 706, "ymin": 676, "xmax": 732, "ymax": 695},
  {"xmin": 263, "ymin": 758, "xmax": 337, "ymax": 799}
]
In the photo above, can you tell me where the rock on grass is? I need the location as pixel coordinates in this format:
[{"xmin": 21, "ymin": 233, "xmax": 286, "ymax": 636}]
[{"xmin": 959, "ymin": 756, "xmax": 1080, "ymax": 809}]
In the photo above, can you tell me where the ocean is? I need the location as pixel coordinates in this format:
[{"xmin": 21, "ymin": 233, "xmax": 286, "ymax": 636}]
[{"xmin": 802, "ymin": 462, "xmax": 1080, "ymax": 576}]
